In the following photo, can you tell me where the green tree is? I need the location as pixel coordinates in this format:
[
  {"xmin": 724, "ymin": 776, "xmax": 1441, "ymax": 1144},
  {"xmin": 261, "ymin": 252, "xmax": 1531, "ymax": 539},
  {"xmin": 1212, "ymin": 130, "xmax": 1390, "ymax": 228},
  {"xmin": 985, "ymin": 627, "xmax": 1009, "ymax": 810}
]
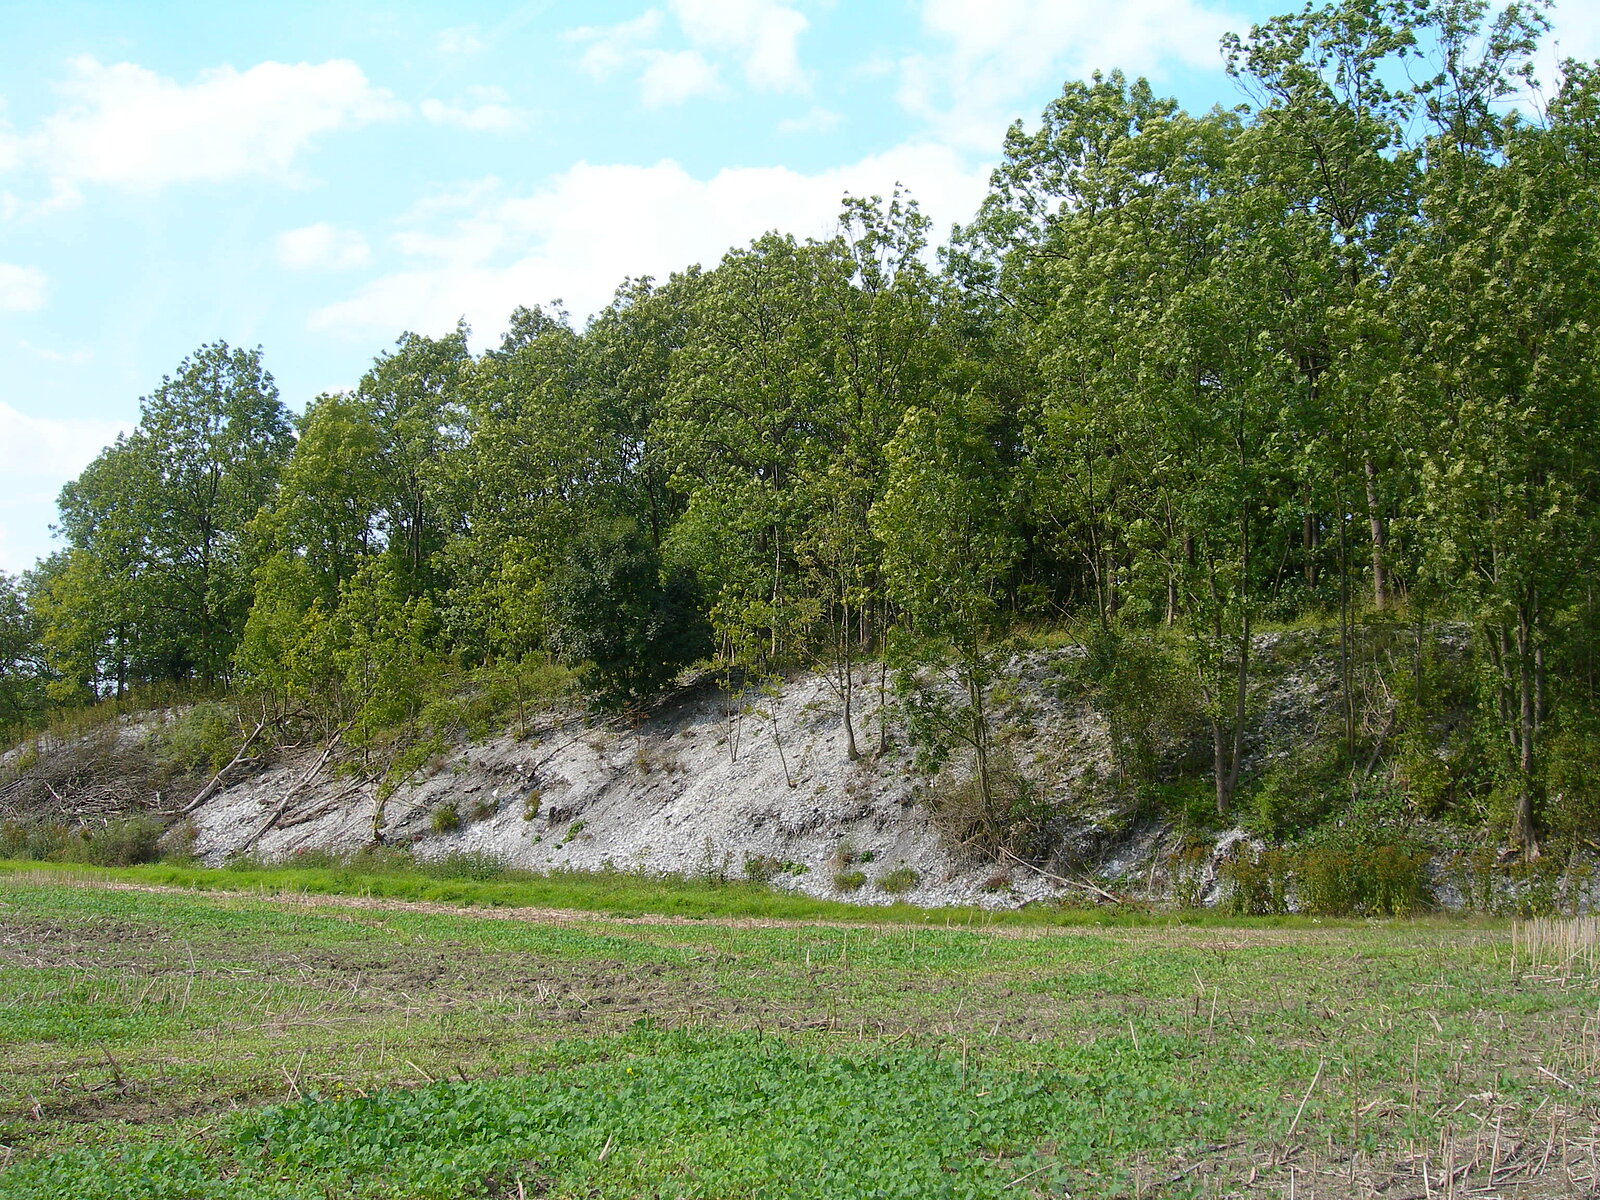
[
  {"xmin": 1395, "ymin": 61, "xmax": 1600, "ymax": 856},
  {"xmin": 872, "ymin": 403, "xmax": 1019, "ymax": 806},
  {"xmin": 0, "ymin": 572, "xmax": 44, "ymax": 737},
  {"xmin": 548, "ymin": 520, "xmax": 712, "ymax": 706}
]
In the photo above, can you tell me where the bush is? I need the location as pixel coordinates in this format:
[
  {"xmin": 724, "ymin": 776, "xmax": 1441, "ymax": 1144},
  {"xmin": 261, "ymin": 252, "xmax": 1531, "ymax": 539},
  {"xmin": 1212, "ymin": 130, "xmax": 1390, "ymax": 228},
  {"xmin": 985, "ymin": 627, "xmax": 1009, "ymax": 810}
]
[
  {"xmin": 77, "ymin": 817, "xmax": 166, "ymax": 867},
  {"xmin": 156, "ymin": 702, "xmax": 239, "ymax": 777},
  {"xmin": 431, "ymin": 804, "xmax": 461, "ymax": 834},
  {"xmin": 832, "ymin": 869, "xmax": 867, "ymax": 893},
  {"xmin": 1220, "ymin": 845, "xmax": 1291, "ymax": 915},
  {"xmin": 1295, "ymin": 839, "xmax": 1429, "ymax": 917},
  {"xmin": 1243, "ymin": 744, "xmax": 1347, "ymax": 840},
  {"xmin": 744, "ymin": 854, "xmax": 782, "ymax": 884},
  {"xmin": 159, "ymin": 820, "xmax": 200, "ymax": 864},
  {"xmin": 926, "ymin": 761, "xmax": 1056, "ymax": 863},
  {"xmin": 1169, "ymin": 841, "xmax": 1211, "ymax": 909},
  {"xmin": 876, "ymin": 866, "xmax": 918, "ymax": 894},
  {"xmin": 0, "ymin": 821, "xmax": 72, "ymax": 861}
]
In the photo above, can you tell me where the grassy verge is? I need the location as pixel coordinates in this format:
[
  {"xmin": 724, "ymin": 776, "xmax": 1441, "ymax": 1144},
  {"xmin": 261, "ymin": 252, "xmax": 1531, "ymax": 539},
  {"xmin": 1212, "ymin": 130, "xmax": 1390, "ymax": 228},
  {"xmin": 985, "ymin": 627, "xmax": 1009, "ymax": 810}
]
[
  {"xmin": 0, "ymin": 857, "xmax": 1360, "ymax": 927},
  {"xmin": 2, "ymin": 872, "xmax": 1594, "ymax": 1197}
]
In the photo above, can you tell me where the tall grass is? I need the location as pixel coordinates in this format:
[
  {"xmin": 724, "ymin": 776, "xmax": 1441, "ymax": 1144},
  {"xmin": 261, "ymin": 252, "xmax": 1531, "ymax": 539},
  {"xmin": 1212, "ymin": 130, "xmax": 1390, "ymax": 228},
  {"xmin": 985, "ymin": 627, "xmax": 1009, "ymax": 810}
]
[{"xmin": 1514, "ymin": 914, "xmax": 1600, "ymax": 983}]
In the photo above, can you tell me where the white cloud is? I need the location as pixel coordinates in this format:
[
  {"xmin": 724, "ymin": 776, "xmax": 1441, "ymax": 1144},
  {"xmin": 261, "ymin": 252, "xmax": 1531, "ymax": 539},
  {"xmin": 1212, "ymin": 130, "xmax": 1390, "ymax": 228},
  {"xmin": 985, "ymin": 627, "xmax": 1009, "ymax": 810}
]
[
  {"xmin": 0, "ymin": 401, "xmax": 130, "ymax": 572},
  {"xmin": 639, "ymin": 50, "xmax": 725, "ymax": 106},
  {"xmin": 421, "ymin": 85, "xmax": 524, "ymax": 131},
  {"xmin": 308, "ymin": 142, "xmax": 990, "ymax": 340},
  {"xmin": 567, "ymin": 1, "xmax": 806, "ymax": 103},
  {"xmin": 571, "ymin": 12, "xmax": 665, "ymax": 80},
  {"xmin": 19, "ymin": 340, "xmax": 90, "ymax": 365},
  {"xmin": 0, "ymin": 263, "xmax": 46, "ymax": 311},
  {"xmin": 276, "ymin": 222, "xmax": 372, "ymax": 270},
  {"xmin": 32, "ymin": 56, "xmax": 405, "ymax": 190},
  {"xmin": 778, "ymin": 106, "xmax": 844, "ymax": 134},
  {"xmin": 900, "ymin": 0, "xmax": 1245, "ymax": 150},
  {"xmin": 437, "ymin": 24, "xmax": 486, "ymax": 55},
  {"xmin": 668, "ymin": 0, "xmax": 808, "ymax": 92}
]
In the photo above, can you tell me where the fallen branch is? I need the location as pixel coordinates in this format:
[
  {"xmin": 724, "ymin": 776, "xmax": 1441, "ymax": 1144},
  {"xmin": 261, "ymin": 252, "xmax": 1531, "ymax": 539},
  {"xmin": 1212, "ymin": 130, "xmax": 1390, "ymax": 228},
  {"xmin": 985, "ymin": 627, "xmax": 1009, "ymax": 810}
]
[
  {"xmin": 242, "ymin": 728, "xmax": 347, "ymax": 850},
  {"xmin": 997, "ymin": 845, "xmax": 1123, "ymax": 905},
  {"xmin": 177, "ymin": 717, "xmax": 268, "ymax": 815}
]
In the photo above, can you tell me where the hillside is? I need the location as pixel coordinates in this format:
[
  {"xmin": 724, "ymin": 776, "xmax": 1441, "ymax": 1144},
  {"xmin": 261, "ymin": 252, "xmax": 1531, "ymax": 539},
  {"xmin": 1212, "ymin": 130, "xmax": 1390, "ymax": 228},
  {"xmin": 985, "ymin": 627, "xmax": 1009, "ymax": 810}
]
[{"xmin": 5, "ymin": 628, "xmax": 1590, "ymax": 915}]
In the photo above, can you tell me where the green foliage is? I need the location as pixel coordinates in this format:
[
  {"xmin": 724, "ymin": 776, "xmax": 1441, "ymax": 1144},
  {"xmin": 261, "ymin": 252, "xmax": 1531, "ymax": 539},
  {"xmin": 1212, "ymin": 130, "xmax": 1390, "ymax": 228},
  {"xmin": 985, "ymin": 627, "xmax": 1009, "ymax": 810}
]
[
  {"xmin": 0, "ymin": 817, "xmax": 171, "ymax": 868},
  {"xmin": 1243, "ymin": 742, "xmax": 1349, "ymax": 840},
  {"xmin": 0, "ymin": 571, "xmax": 45, "ymax": 738},
  {"xmin": 876, "ymin": 865, "xmax": 919, "ymax": 894},
  {"xmin": 52, "ymin": 342, "xmax": 291, "ymax": 687},
  {"xmin": 1293, "ymin": 794, "xmax": 1433, "ymax": 917},
  {"xmin": 1219, "ymin": 845, "xmax": 1292, "ymax": 916},
  {"xmin": 548, "ymin": 521, "xmax": 712, "ymax": 706},
  {"xmin": 832, "ymin": 869, "xmax": 867, "ymax": 892},
  {"xmin": 430, "ymin": 804, "xmax": 460, "ymax": 834},
  {"xmin": 156, "ymin": 702, "xmax": 240, "ymax": 777}
]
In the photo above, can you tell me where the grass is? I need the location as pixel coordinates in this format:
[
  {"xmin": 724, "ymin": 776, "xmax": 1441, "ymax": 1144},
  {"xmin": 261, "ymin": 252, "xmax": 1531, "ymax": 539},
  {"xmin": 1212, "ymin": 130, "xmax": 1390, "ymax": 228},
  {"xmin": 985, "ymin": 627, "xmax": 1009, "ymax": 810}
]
[
  {"xmin": 0, "ymin": 857, "xmax": 1354, "ymax": 928},
  {"xmin": 0, "ymin": 871, "xmax": 1595, "ymax": 1197}
]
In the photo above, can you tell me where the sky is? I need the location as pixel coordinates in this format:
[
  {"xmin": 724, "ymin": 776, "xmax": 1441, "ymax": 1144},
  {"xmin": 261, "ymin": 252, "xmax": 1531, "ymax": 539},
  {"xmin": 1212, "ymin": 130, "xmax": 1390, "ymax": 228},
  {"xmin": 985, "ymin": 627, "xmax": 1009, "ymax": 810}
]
[{"xmin": 2, "ymin": 0, "xmax": 1598, "ymax": 576}]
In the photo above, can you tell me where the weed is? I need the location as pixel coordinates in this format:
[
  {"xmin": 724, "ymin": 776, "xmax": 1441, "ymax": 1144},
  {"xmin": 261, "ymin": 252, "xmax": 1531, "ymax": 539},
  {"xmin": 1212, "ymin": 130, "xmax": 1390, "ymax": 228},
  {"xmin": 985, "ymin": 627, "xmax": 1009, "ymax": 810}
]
[
  {"xmin": 431, "ymin": 804, "xmax": 461, "ymax": 834},
  {"xmin": 744, "ymin": 854, "xmax": 781, "ymax": 884},
  {"xmin": 1219, "ymin": 845, "xmax": 1291, "ymax": 916},
  {"xmin": 833, "ymin": 869, "xmax": 867, "ymax": 892},
  {"xmin": 876, "ymin": 865, "xmax": 918, "ymax": 894}
]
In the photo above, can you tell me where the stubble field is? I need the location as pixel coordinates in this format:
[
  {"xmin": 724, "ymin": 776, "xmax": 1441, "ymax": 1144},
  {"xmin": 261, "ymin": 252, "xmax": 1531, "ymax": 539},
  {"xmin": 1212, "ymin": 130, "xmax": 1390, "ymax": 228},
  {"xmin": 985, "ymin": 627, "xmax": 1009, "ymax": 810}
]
[{"xmin": 0, "ymin": 864, "xmax": 1595, "ymax": 1198}]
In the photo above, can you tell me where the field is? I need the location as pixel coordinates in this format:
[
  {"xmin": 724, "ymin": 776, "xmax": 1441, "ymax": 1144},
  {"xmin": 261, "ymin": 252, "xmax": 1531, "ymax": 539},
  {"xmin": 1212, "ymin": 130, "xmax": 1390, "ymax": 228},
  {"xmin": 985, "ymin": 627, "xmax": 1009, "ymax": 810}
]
[{"xmin": 0, "ymin": 865, "xmax": 1596, "ymax": 1198}]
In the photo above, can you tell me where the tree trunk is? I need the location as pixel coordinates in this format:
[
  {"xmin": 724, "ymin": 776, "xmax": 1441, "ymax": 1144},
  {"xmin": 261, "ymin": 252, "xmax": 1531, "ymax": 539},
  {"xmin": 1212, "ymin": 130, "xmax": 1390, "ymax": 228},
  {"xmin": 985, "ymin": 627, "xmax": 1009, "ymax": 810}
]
[
  {"xmin": 1364, "ymin": 457, "xmax": 1387, "ymax": 611},
  {"xmin": 1512, "ymin": 607, "xmax": 1541, "ymax": 860}
]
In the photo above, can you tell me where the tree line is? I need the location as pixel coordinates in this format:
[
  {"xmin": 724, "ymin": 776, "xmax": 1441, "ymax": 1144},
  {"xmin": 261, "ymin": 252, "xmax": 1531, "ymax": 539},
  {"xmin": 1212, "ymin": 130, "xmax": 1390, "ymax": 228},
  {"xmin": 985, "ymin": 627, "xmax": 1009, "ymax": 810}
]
[{"xmin": 2, "ymin": 0, "xmax": 1596, "ymax": 857}]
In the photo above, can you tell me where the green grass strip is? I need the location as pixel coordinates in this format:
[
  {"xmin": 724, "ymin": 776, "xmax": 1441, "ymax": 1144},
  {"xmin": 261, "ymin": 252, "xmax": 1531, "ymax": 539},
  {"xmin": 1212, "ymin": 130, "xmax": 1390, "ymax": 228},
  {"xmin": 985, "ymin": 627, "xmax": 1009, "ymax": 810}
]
[{"xmin": 0, "ymin": 857, "xmax": 1431, "ymax": 929}]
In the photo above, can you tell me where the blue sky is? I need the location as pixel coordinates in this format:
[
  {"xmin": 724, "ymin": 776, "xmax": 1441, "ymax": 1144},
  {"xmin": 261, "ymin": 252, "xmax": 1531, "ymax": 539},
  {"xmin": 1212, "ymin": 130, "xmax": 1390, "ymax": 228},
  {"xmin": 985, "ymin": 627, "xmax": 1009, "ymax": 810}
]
[{"xmin": 2, "ymin": 0, "xmax": 1596, "ymax": 574}]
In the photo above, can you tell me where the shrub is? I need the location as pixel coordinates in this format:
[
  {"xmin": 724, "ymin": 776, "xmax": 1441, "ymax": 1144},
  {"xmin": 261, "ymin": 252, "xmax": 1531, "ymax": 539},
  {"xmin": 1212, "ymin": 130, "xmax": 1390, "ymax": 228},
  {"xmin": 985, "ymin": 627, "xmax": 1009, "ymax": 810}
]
[
  {"xmin": 877, "ymin": 866, "xmax": 918, "ymax": 895},
  {"xmin": 1220, "ymin": 845, "xmax": 1291, "ymax": 915},
  {"xmin": 470, "ymin": 796, "xmax": 498, "ymax": 822},
  {"xmin": 431, "ymin": 804, "xmax": 461, "ymax": 834},
  {"xmin": 1295, "ymin": 840, "xmax": 1430, "ymax": 917},
  {"xmin": 744, "ymin": 854, "xmax": 782, "ymax": 884},
  {"xmin": 1169, "ymin": 841, "xmax": 1211, "ymax": 909},
  {"xmin": 0, "ymin": 820, "xmax": 73, "ymax": 861},
  {"xmin": 1368, "ymin": 844, "xmax": 1431, "ymax": 915},
  {"xmin": 522, "ymin": 790, "xmax": 542, "ymax": 821},
  {"xmin": 926, "ymin": 761, "xmax": 1057, "ymax": 863},
  {"xmin": 1243, "ymin": 743, "xmax": 1346, "ymax": 841},
  {"xmin": 159, "ymin": 820, "xmax": 200, "ymax": 864},
  {"xmin": 78, "ymin": 817, "xmax": 166, "ymax": 867},
  {"xmin": 157, "ymin": 702, "xmax": 239, "ymax": 777},
  {"xmin": 832, "ymin": 869, "xmax": 867, "ymax": 893}
]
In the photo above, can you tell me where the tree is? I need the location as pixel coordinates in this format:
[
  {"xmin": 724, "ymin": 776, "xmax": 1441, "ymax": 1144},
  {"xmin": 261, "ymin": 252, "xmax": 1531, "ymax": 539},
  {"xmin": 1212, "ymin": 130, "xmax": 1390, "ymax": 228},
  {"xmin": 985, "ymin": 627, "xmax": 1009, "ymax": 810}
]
[
  {"xmin": 872, "ymin": 403, "xmax": 1019, "ymax": 807},
  {"xmin": 256, "ymin": 391, "xmax": 387, "ymax": 608},
  {"xmin": 0, "ymin": 572, "xmax": 44, "ymax": 736},
  {"xmin": 134, "ymin": 343, "xmax": 292, "ymax": 682},
  {"xmin": 357, "ymin": 325, "xmax": 472, "ymax": 598},
  {"xmin": 1394, "ymin": 60, "xmax": 1600, "ymax": 856},
  {"xmin": 48, "ymin": 343, "xmax": 290, "ymax": 689},
  {"xmin": 547, "ymin": 520, "xmax": 712, "ymax": 706}
]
